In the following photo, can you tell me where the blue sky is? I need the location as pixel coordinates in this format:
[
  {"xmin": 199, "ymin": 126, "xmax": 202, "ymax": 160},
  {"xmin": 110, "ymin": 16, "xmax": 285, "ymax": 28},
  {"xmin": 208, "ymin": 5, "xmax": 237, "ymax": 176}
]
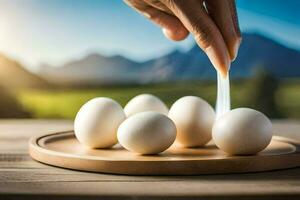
[{"xmin": 0, "ymin": 0, "xmax": 299, "ymax": 71}]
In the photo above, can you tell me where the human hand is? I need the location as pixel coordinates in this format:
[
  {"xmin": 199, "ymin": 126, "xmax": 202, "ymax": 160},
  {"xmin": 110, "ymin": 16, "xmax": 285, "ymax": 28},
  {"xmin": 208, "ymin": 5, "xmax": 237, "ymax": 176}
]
[{"xmin": 124, "ymin": 0, "xmax": 241, "ymax": 77}]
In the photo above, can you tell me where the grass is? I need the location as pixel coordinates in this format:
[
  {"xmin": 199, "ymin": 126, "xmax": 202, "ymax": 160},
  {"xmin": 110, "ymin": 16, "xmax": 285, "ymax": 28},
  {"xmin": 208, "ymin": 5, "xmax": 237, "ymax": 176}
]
[
  {"xmin": 276, "ymin": 80, "xmax": 300, "ymax": 118},
  {"xmin": 16, "ymin": 80, "xmax": 300, "ymax": 119}
]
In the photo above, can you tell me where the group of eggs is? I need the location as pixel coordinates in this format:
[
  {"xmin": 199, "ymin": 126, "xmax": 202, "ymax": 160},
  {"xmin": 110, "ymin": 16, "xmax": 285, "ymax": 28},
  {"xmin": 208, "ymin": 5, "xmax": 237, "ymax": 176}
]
[{"xmin": 74, "ymin": 94, "xmax": 273, "ymax": 155}]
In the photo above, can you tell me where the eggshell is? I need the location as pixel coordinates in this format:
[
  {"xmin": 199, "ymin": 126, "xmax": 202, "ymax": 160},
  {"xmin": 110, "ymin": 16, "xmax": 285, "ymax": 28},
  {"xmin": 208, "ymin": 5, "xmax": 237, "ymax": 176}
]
[
  {"xmin": 212, "ymin": 108, "xmax": 273, "ymax": 155},
  {"xmin": 117, "ymin": 111, "xmax": 176, "ymax": 154},
  {"xmin": 74, "ymin": 97, "xmax": 126, "ymax": 148},
  {"xmin": 168, "ymin": 96, "xmax": 215, "ymax": 148},
  {"xmin": 124, "ymin": 94, "xmax": 168, "ymax": 117}
]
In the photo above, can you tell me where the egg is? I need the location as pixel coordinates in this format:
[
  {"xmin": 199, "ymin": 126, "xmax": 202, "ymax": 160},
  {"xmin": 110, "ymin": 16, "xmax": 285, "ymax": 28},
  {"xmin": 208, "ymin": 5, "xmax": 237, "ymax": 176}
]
[
  {"xmin": 212, "ymin": 108, "xmax": 273, "ymax": 155},
  {"xmin": 74, "ymin": 97, "xmax": 126, "ymax": 148},
  {"xmin": 117, "ymin": 111, "xmax": 176, "ymax": 154},
  {"xmin": 124, "ymin": 94, "xmax": 168, "ymax": 117},
  {"xmin": 168, "ymin": 96, "xmax": 215, "ymax": 148}
]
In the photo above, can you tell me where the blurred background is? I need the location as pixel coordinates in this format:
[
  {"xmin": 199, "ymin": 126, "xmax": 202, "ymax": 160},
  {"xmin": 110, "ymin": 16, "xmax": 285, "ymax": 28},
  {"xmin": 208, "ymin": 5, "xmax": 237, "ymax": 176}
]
[{"xmin": 0, "ymin": 0, "xmax": 299, "ymax": 119}]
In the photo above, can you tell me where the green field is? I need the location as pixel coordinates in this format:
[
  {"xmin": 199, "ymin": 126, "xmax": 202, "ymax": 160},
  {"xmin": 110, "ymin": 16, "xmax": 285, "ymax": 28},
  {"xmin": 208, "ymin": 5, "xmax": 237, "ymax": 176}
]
[{"xmin": 17, "ymin": 80, "xmax": 300, "ymax": 119}]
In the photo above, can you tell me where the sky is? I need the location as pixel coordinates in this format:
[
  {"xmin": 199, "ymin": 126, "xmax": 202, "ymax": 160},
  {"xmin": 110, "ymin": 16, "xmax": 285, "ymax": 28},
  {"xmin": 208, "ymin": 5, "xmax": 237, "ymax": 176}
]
[{"xmin": 0, "ymin": 0, "xmax": 299, "ymax": 71}]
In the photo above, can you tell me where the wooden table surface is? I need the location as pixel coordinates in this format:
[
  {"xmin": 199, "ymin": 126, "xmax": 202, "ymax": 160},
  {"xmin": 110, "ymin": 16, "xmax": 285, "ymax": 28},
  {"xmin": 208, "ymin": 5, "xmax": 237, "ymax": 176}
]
[{"xmin": 1, "ymin": 119, "xmax": 300, "ymax": 200}]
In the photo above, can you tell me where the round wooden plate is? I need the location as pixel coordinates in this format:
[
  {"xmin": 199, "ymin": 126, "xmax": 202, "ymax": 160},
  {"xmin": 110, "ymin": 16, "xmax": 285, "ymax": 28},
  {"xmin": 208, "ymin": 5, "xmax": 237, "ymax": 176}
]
[{"xmin": 29, "ymin": 131, "xmax": 300, "ymax": 175}]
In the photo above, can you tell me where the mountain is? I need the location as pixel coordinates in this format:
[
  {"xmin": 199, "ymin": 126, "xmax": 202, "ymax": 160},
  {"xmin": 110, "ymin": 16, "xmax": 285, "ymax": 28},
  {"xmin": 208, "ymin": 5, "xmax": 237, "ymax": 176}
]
[
  {"xmin": 0, "ymin": 54, "xmax": 50, "ymax": 118},
  {"xmin": 231, "ymin": 33, "xmax": 300, "ymax": 78},
  {"xmin": 0, "ymin": 54, "xmax": 50, "ymax": 90},
  {"xmin": 39, "ymin": 53, "xmax": 149, "ymax": 86},
  {"xmin": 38, "ymin": 33, "xmax": 300, "ymax": 86},
  {"xmin": 144, "ymin": 33, "xmax": 300, "ymax": 80}
]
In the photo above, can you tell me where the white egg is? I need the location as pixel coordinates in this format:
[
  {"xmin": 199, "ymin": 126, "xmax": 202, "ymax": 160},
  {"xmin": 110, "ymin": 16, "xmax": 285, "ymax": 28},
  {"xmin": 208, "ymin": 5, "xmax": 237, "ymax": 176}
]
[
  {"xmin": 212, "ymin": 108, "xmax": 273, "ymax": 155},
  {"xmin": 74, "ymin": 97, "xmax": 126, "ymax": 149},
  {"xmin": 124, "ymin": 94, "xmax": 168, "ymax": 117},
  {"xmin": 168, "ymin": 96, "xmax": 215, "ymax": 148},
  {"xmin": 117, "ymin": 111, "xmax": 176, "ymax": 154}
]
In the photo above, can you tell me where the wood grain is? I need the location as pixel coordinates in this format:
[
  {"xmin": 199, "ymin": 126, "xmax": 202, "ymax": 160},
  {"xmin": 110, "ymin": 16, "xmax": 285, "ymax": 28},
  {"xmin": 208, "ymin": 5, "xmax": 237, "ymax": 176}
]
[{"xmin": 0, "ymin": 119, "xmax": 300, "ymax": 200}]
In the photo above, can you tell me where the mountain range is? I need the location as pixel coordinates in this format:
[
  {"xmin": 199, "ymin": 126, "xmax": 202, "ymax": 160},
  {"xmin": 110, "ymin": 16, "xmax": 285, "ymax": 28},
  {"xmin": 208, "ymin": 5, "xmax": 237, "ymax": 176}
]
[
  {"xmin": 1, "ymin": 32, "xmax": 299, "ymax": 88},
  {"xmin": 38, "ymin": 33, "xmax": 300, "ymax": 86}
]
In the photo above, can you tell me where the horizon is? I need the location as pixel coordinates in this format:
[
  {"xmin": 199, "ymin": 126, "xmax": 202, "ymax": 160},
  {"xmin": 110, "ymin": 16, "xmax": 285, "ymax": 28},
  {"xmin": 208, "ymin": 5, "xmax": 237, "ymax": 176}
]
[
  {"xmin": 37, "ymin": 31, "xmax": 300, "ymax": 67},
  {"xmin": 2, "ymin": 31, "xmax": 299, "ymax": 71},
  {"xmin": 0, "ymin": 0, "xmax": 299, "ymax": 71}
]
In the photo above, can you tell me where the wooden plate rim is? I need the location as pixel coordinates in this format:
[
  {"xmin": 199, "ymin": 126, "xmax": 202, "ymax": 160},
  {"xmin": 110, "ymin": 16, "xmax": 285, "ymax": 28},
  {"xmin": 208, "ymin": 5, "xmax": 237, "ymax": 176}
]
[
  {"xmin": 28, "ymin": 131, "xmax": 300, "ymax": 175},
  {"xmin": 29, "ymin": 130, "xmax": 300, "ymax": 162}
]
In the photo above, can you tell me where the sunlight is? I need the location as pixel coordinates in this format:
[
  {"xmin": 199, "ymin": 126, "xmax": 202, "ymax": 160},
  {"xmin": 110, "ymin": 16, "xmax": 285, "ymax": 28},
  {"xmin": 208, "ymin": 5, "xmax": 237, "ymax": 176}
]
[
  {"xmin": 0, "ymin": 11, "xmax": 18, "ymax": 57},
  {"xmin": 0, "ymin": 18, "xmax": 9, "ymax": 46}
]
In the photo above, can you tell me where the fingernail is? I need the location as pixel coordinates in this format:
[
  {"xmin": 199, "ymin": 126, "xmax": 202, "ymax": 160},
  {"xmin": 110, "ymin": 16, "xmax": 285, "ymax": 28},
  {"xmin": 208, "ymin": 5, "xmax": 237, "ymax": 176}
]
[
  {"xmin": 230, "ymin": 37, "xmax": 242, "ymax": 61},
  {"xmin": 205, "ymin": 46, "xmax": 231, "ymax": 77},
  {"xmin": 162, "ymin": 28, "xmax": 173, "ymax": 38},
  {"xmin": 143, "ymin": 12, "xmax": 151, "ymax": 19}
]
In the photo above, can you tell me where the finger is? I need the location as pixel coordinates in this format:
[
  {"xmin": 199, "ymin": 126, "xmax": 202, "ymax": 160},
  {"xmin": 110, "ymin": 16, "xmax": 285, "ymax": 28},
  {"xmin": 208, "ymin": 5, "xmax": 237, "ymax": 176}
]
[
  {"xmin": 204, "ymin": 0, "xmax": 241, "ymax": 61},
  {"xmin": 162, "ymin": 0, "xmax": 230, "ymax": 77},
  {"xmin": 124, "ymin": 0, "xmax": 189, "ymax": 41},
  {"xmin": 143, "ymin": 0, "xmax": 173, "ymax": 15}
]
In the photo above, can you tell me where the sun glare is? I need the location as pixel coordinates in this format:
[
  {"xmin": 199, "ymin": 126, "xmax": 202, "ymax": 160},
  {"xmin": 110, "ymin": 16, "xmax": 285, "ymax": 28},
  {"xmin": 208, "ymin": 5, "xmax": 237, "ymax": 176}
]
[{"xmin": 0, "ymin": 11, "xmax": 15, "ymax": 52}]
